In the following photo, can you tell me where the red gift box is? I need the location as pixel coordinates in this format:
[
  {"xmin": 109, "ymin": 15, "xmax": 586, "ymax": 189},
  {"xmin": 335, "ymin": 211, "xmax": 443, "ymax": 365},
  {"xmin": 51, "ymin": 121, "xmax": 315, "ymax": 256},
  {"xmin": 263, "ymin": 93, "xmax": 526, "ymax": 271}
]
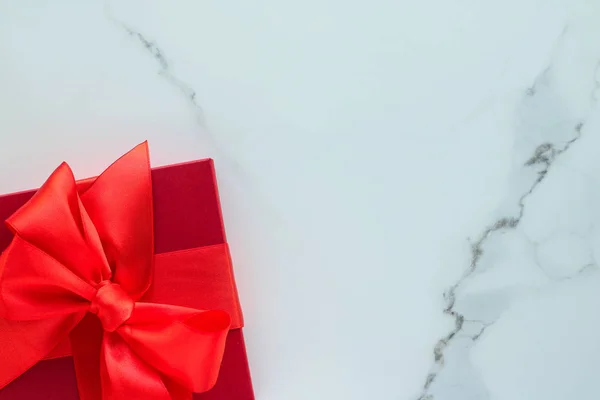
[{"xmin": 0, "ymin": 146, "xmax": 254, "ymax": 399}]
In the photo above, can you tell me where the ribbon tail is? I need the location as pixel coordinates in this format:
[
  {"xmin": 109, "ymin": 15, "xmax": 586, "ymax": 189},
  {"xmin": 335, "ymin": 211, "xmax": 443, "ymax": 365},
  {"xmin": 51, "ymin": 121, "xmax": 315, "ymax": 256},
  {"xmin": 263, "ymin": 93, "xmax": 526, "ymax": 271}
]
[
  {"xmin": 70, "ymin": 314, "xmax": 104, "ymax": 400},
  {"xmin": 72, "ymin": 316, "xmax": 182, "ymax": 400},
  {"xmin": 73, "ymin": 317, "xmax": 181, "ymax": 400},
  {"xmin": 100, "ymin": 331, "xmax": 173, "ymax": 400},
  {"xmin": 0, "ymin": 313, "xmax": 84, "ymax": 389}
]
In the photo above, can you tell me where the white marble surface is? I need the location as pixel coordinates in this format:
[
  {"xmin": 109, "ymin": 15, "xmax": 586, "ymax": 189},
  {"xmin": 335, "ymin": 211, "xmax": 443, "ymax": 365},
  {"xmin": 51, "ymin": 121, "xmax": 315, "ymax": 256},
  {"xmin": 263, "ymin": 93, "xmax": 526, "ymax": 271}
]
[{"xmin": 2, "ymin": 1, "xmax": 600, "ymax": 399}]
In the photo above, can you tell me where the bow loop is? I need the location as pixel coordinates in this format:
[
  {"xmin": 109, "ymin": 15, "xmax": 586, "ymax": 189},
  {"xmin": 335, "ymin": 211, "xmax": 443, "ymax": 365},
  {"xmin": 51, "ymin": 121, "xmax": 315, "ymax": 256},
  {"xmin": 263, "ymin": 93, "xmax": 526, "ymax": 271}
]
[
  {"xmin": 80, "ymin": 143, "xmax": 154, "ymax": 300},
  {"xmin": 0, "ymin": 237, "xmax": 96, "ymax": 321},
  {"xmin": 119, "ymin": 303, "xmax": 231, "ymax": 393},
  {"xmin": 6, "ymin": 162, "xmax": 110, "ymax": 286}
]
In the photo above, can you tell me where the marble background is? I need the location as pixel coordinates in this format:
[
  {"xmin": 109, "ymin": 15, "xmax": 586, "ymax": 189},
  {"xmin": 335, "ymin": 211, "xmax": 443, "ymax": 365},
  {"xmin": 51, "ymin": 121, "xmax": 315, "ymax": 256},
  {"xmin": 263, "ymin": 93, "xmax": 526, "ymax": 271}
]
[{"xmin": 1, "ymin": 1, "xmax": 600, "ymax": 399}]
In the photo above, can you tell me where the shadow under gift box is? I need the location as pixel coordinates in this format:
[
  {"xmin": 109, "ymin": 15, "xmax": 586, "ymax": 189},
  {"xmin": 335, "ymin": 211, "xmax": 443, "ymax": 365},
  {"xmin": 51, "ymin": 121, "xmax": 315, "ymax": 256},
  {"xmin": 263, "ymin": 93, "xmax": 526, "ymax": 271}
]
[{"xmin": 0, "ymin": 160, "xmax": 254, "ymax": 400}]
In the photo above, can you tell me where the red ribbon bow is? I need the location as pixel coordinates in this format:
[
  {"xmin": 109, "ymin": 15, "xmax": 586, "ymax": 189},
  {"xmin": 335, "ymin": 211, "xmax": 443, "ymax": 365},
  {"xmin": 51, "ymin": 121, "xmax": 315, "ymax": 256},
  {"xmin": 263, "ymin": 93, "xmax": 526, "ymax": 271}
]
[{"xmin": 0, "ymin": 143, "xmax": 231, "ymax": 399}]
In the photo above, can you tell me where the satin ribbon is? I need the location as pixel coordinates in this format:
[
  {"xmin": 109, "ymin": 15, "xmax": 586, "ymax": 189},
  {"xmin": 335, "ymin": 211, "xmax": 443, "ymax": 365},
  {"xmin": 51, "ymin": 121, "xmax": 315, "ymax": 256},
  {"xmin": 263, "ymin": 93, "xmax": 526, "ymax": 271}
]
[{"xmin": 0, "ymin": 143, "xmax": 232, "ymax": 400}]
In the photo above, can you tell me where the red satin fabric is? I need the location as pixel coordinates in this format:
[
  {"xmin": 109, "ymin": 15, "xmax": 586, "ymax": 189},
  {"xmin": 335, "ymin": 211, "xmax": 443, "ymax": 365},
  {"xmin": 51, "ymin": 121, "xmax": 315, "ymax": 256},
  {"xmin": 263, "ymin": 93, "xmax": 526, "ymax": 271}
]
[{"xmin": 0, "ymin": 143, "xmax": 235, "ymax": 400}]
